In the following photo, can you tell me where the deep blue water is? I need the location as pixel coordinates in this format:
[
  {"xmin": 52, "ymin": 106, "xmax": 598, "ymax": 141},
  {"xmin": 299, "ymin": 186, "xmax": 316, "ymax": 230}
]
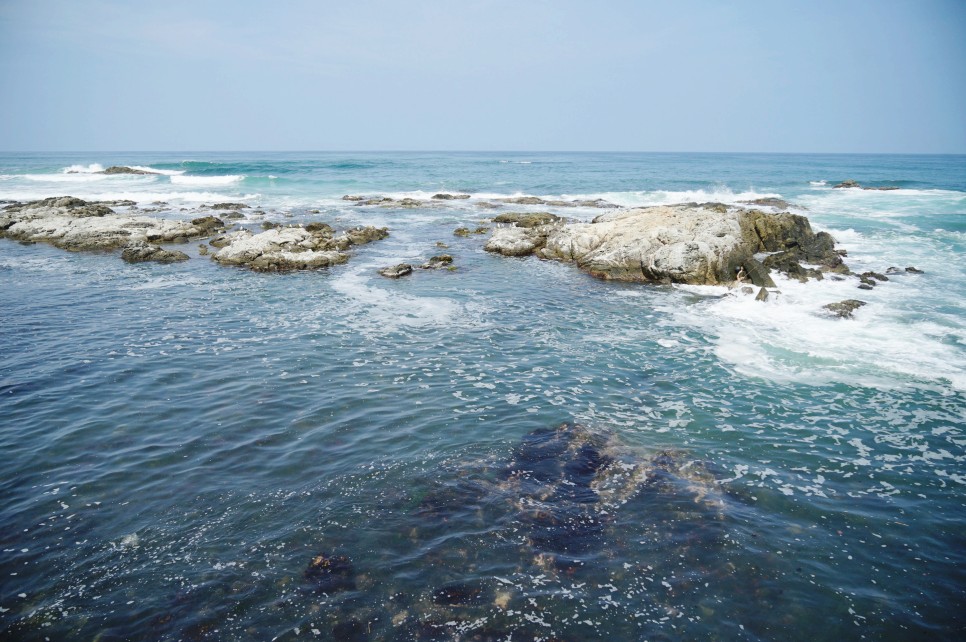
[{"xmin": 1, "ymin": 152, "xmax": 965, "ymax": 641}]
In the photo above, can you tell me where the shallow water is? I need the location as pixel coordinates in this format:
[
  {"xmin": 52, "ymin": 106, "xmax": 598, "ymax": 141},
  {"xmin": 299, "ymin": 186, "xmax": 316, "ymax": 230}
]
[{"xmin": 1, "ymin": 152, "xmax": 965, "ymax": 640}]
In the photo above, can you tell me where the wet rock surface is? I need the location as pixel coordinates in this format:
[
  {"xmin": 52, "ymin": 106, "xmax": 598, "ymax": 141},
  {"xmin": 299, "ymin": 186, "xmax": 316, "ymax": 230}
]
[
  {"xmin": 485, "ymin": 203, "xmax": 848, "ymax": 286},
  {"xmin": 97, "ymin": 166, "xmax": 158, "ymax": 175},
  {"xmin": 833, "ymin": 179, "xmax": 899, "ymax": 191},
  {"xmin": 378, "ymin": 263, "xmax": 414, "ymax": 278},
  {"xmin": 120, "ymin": 242, "xmax": 190, "ymax": 264},
  {"xmin": 212, "ymin": 224, "xmax": 388, "ymax": 272},
  {"xmin": 0, "ymin": 197, "xmax": 225, "ymax": 252},
  {"xmin": 823, "ymin": 299, "xmax": 867, "ymax": 319}
]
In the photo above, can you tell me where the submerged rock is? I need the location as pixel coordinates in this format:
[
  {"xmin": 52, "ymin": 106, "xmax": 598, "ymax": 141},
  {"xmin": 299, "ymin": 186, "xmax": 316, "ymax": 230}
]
[
  {"xmin": 304, "ymin": 553, "xmax": 356, "ymax": 593},
  {"xmin": 121, "ymin": 242, "xmax": 190, "ymax": 264}
]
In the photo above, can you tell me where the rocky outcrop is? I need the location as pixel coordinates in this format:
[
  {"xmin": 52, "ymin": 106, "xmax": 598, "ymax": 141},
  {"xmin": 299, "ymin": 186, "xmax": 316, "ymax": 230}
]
[
  {"xmin": 496, "ymin": 196, "xmax": 617, "ymax": 208},
  {"xmin": 833, "ymin": 180, "xmax": 899, "ymax": 191},
  {"xmin": 492, "ymin": 212, "xmax": 561, "ymax": 228},
  {"xmin": 823, "ymin": 299, "xmax": 867, "ymax": 319},
  {"xmin": 98, "ymin": 166, "xmax": 157, "ymax": 175},
  {"xmin": 378, "ymin": 264, "xmax": 414, "ymax": 278},
  {"xmin": 120, "ymin": 242, "xmax": 190, "ymax": 264},
  {"xmin": 484, "ymin": 203, "xmax": 848, "ymax": 287},
  {"xmin": 419, "ymin": 254, "xmax": 454, "ymax": 270},
  {"xmin": 432, "ymin": 193, "xmax": 471, "ymax": 200},
  {"xmin": 211, "ymin": 224, "xmax": 388, "ymax": 272},
  {"xmin": 0, "ymin": 197, "xmax": 226, "ymax": 251}
]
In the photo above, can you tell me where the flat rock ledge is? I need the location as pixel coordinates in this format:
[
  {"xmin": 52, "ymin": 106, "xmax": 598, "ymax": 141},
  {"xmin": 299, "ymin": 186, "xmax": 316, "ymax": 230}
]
[
  {"xmin": 0, "ymin": 197, "xmax": 227, "ymax": 251},
  {"xmin": 484, "ymin": 203, "xmax": 849, "ymax": 287},
  {"xmin": 121, "ymin": 242, "xmax": 190, "ymax": 264},
  {"xmin": 212, "ymin": 224, "xmax": 388, "ymax": 272}
]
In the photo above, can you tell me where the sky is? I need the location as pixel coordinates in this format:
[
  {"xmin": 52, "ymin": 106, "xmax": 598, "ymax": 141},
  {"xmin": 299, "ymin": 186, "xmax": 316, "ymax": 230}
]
[{"xmin": 1, "ymin": 0, "xmax": 964, "ymax": 153}]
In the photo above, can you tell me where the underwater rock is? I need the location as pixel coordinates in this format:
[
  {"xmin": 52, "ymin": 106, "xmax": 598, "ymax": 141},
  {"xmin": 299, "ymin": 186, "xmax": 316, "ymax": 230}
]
[
  {"xmin": 379, "ymin": 263, "xmax": 414, "ymax": 278},
  {"xmin": 823, "ymin": 299, "xmax": 867, "ymax": 319},
  {"xmin": 121, "ymin": 242, "xmax": 190, "ymax": 264},
  {"xmin": 304, "ymin": 552, "xmax": 356, "ymax": 593},
  {"xmin": 432, "ymin": 582, "xmax": 486, "ymax": 606}
]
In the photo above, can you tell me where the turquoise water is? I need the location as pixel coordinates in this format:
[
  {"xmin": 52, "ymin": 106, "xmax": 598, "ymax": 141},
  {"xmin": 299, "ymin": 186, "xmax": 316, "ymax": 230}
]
[{"xmin": 1, "ymin": 152, "xmax": 964, "ymax": 640}]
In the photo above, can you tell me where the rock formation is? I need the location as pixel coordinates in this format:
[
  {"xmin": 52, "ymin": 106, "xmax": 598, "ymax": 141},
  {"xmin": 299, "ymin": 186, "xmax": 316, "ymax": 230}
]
[
  {"xmin": 0, "ymin": 197, "xmax": 226, "ymax": 251},
  {"xmin": 484, "ymin": 203, "xmax": 848, "ymax": 287},
  {"xmin": 211, "ymin": 224, "xmax": 388, "ymax": 272}
]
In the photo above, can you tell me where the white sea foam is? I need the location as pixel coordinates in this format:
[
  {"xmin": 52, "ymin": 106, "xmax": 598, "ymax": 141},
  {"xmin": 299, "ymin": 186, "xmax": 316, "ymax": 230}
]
[
  {"xmin": 169, "ymin": 174, "xmax": 245, "ymax": 186},
  {"xmin": 62, "ymin": 163, "xmax": 105, "ymax": 174},
  {"xmin": 667, "ymin": 270, "xmax": 966, "ymax": 392}
]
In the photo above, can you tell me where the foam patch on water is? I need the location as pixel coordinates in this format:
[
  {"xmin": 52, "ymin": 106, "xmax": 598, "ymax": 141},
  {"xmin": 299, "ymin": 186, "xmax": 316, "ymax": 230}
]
[
  {"xmin": 668, "ymin": 273, "xmax": 966, "ymax": 391},
  {"xmin": 329, "ymin": 265, "xmax": 487, "ymax": 335}
]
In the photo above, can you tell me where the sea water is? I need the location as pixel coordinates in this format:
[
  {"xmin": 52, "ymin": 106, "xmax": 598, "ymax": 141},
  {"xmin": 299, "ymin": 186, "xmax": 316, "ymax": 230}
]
[{"xmin": 0, "ymin": 152, "xmax": 964, "ymax": 640}]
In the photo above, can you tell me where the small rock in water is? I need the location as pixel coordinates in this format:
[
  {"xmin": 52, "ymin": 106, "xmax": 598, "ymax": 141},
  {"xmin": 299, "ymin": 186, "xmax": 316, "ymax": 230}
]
[
  {"xmin": 378, "ymin": 263, "xmax": 413, "ymax": 278},
  {"xmin": 823, "ymin": 299, "xmax": 867, "ymax": 319},
  {"xmin": 755, "ymin": 287, "xmax": 769, "ymax": 302},
  {"xmin": 432, "ymin": 193, "xmax": 471, "ymax": 200},
  {"xmin": 905, "ymin": 266, "xmax": 924, "ymax": 274},
  {"xmin": 121, "ymin": 242, "xmax": 190, "ymax": 264},
  {"xmin": 198, "ymin": 244, "xmax": 209, "ymax": 256},
  {"xmin": 420, "ymin": 255, "xmax": 454, "ymax": 270},
  {"xmin": 453, "ymin": 227, "xmax": 472, "ymax": 237}
]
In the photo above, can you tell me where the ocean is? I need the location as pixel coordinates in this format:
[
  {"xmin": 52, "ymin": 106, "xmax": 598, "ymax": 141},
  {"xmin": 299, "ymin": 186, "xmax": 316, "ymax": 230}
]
[{"xmin": 1, "ymin": 151, "xmax": 964, "ymax": 641}]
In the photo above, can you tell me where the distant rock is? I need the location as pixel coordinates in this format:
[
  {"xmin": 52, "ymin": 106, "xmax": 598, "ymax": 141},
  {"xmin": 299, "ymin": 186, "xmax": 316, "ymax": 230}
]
[
  {"xmin": 432, "ymin": 193, "xmax": 471, "ymax": 200},
  {"xmin": 823, "ymin": 299, "xmax": 867, "ymax": 319},
  {"xmin": 485, "ymin": 203, "xmax": 848, "ymax": 286},
  {"xmin": 886, "ymin": 266, "xmax": 924, "ymax": 275},
  {"xmin": 378, "ymin": 263, "xmax": 414, "ymax": 278},
  {"xmin": 121, "ymin": 242, "xmax": 190, "ymax": 264},
  {"xmin": 495, "ymin": 196, "xmax": 616, "ymax": 208},
  {"xmin": 739, "ymin": 197, "xmax": 792, "ymax": 210},
  {"xmin": 98, "ymin": 166, "xmax": 157, "ymax": 175},
  {"xmin": 833, "ymin": 179, "xmax": 899, "ymax": 191},
  {"xmin": 342, "ymin": 195, "xmax": 365, "ymax": 202},
  {"xmin": 208, "ymin": 202, "xmax": 248, "ymax": 210}
]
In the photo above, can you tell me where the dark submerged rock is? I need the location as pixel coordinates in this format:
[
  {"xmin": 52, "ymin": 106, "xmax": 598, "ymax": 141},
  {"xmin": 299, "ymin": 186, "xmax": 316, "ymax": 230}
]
[
  {"xmin": 304, "ymin": 553, "xmax": 356, "ymax": 593},
  {"xmin": 432, "ymin": 582, "xmax": 486, "ymax": 606}
]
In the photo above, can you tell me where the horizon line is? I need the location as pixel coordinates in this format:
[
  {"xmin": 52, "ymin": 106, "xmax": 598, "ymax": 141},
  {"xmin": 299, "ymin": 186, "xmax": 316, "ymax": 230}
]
[{"xmin": 2, "ymin": 149, "xmax": 965, "ymax": 156}]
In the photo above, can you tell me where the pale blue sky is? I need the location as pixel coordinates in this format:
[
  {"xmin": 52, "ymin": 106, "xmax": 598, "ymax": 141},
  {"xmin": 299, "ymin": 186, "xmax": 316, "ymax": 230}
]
[{"xmin": 1, "ymin": 0, "xmax": 964, "ymax": 152}]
